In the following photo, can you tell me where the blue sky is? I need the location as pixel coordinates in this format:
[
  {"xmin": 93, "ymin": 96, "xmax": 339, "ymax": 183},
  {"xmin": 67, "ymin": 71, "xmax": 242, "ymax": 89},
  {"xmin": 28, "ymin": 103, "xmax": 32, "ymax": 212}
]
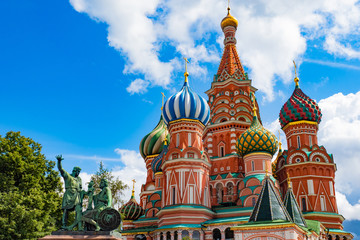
[{"xmin": 1, "ymin": 0, "xmax": 360, "ymax": 236}]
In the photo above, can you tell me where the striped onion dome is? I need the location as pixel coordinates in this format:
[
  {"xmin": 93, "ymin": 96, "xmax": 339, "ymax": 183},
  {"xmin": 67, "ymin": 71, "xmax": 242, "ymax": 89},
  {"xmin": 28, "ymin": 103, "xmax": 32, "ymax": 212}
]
[
  {"xmin": 162, "ymin": 80, "xmax": 210, "ymax": 125},
  {"xmin": 279, "ymin": 81, "xmax": 322, "ymax": 129},
  {"xmin": 139, "ymin": 115, "xmax": 170, "ymax": 159},
  {"xmin": 119, "ymin": 196, "xmax": 144, "ymax": 221},
  {"xmin": 237, "ymin": 114, "xmax": 278, "ymax": 157},
  {"xmin": 151, "ymin": 143, "xmax": 168, "ymax": 173}
]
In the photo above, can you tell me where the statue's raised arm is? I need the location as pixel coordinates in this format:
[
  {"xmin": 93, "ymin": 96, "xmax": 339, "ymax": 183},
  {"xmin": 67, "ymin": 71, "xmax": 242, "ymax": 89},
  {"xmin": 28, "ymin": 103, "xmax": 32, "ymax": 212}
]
[{"xmin": 56, "ymin": 154, "xmax": 66, "ymax": 177}]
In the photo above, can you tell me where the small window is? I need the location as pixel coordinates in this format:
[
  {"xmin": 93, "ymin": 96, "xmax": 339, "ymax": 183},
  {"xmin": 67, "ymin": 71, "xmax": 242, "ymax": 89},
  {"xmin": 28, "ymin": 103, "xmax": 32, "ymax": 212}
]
[
  {"xmin": 315, "ymin": 157, "xmax": 320, "ymax": 162},
  {"xmin": 176, "ymin": 133, "xmax": 180, "ymax": 147},
  {"xmin": 187, "ymin": 152, "xmax": 194, "ymax": 158},
  {"xmin": 220, "ymin": 146, "xmax": 225, "ymax": 157},
  {"xmin": 172, "ymin": 153, "xmax": 178, "ymax": 159},
  {"xmin": 188, "ymin": 133, "xmax": 191, "ymax": 147},
  {"xmin": 301, "ymin": 197, "xmax": 307, "ymax": 212},
  {"xmin": 251, "ymin": 161, "xmax": 255, "ymax": 171},
  {"xmin": 320, "ymin": 195, "xmax": 326, "ymax": 211},
  {"xmin": 296, "ymin": 158, "xmax": 301, "ymax": 163},
  {"xmin": 297, "ymin": 136, "xmax": 301, "ymax": 148},
  {"xmin": 152, "ymin": 209, "xmax": 155, "ymax": 217},
  {"xmin": 309, "ymin": 135, "xmax": 312, "ymax": 147},
  {"xmin": 252, "ymin": 197, "xmax": 256, "ymax": 207},
  {"xmin": 172, "ymin": 187, "xmax": 176, "ymax": 205}
]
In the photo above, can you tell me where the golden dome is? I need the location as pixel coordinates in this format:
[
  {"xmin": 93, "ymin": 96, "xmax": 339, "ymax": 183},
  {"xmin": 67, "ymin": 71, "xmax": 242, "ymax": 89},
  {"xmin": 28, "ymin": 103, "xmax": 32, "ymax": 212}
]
[{"xmin": 221, "ymin": 8, "xmax": 238, "ymax": 30}]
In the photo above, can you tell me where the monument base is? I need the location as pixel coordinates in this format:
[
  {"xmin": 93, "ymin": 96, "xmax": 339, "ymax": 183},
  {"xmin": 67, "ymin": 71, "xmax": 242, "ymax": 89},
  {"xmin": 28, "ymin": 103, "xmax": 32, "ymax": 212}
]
[{"xmin": 39, "ymin": 231, "xmax": 121, "ymax": 240}]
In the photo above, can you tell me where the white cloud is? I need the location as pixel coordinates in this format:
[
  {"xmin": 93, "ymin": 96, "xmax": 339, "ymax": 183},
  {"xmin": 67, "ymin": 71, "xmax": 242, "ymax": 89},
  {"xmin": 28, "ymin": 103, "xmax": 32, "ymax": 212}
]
[
  {"xmin": 336, "ymin": 191, "xmax": 360, "ymax": 221},
  {"xmin": 112, "ymin": 149, "xmax": 146, "ymax": 204},
  {"xmin": 69, "ymin": 0, "xmax": 360, "ymax": 100},
  {"xmin": 318, "ymin": 91, "xmax": 360, "ymax": 195},
  {"xmin": 126, "ymin": 79, "xmax": 150, "ymax": 95}
]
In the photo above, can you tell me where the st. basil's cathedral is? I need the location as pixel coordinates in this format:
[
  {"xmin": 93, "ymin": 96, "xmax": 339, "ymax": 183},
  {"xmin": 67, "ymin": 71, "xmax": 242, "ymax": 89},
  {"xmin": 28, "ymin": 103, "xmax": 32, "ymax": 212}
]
[{"xmin": 119, "ymin": 7, "xmax": 353, "ymax": 240}]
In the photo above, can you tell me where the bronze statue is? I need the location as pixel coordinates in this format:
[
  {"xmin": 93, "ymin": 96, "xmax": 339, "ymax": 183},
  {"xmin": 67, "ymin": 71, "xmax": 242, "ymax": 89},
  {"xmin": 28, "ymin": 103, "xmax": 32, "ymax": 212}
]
[
  {"xmin": 56, "ymin": 155, "xmax": 83, "ymax": 230},
  {"xmin": 56, "ymin": 156, "xmax": 121, "ymax": 232}
]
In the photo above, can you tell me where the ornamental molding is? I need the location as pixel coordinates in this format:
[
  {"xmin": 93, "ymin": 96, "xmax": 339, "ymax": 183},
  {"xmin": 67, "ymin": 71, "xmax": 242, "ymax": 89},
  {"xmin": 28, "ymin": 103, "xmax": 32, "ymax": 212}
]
[
  {"xmin": 288, "ymin": 152, "xmax": 307, "ymax": 164},
  {"xmin": 309, "ymin": 152, "xmax": 330, "ymax": 163}
]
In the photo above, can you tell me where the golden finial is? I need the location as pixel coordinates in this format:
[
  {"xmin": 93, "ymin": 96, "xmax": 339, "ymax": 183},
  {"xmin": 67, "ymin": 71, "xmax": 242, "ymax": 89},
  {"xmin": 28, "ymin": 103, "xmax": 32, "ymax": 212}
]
[
  {"xmin": 163, "ymin": 137, "xmax": 168, "ymax": 145},
  {"xmin": 287, "ymin": 172, "xmax": 292, "ymax": 188},
  {"xmin": 131, "ymin": 179, "xmax": 136, "ymax": 197},
  {"xmin": 161, "ymin": 92, "xmax": 165, "ymax": 110},
  {"xmin": 183, "ymin": 57, "xmax": 189, "ymax": 82},
  {"xmin": 227, "ymin": 0, "xmax": 231, "ymax": 14},
  {"xmin": 293, "ymin": 60, "xmax": 299, "ymax": 88},
  {"xmin": 278, "ymin": 130, "xmax": 282, "ymax": 151},
  {"xmin": 251, "ymin": 94, "xmax": 257, "ymax": 117}
]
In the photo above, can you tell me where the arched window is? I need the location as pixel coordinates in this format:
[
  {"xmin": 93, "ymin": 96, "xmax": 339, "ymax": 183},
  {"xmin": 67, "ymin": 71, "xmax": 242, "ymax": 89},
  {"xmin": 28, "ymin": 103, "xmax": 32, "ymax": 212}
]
[
  {"xmin": 309, "ymin": 135, "xmax": 312, "ymax": 146},
  {"xmin": 251, "ymin": 161, "xmax": 255, "ymax": 171},
  {"xmin": 213, "ymin": 229, "xmax": 221, "ymax": 240},
  {"xmin": 160, "ymin": 233, "xmax": 163, "ymax": 240},
  {"xmin": 297, "ymin": 135, "xmax": 301, "ymax": 148},
  {"xmin": 182, "ymin": 230, "xmax": 189, "ymax": 239},
  {"xmin": 225, "ymin": 227, "xmax": 234, "ymax": 240},
  {"xmin": 220, "ymin": 146, "xmax": 225, "ymax": 157},
  {"xmin": 226, "ymin": 182, "xmax": 234, "ymax": 195},
  {"xmin": 188, "ymin": 133, "xmax": 192, "ymax": 146},
  {"xmin": 301, "ymin": 197, "xmax": 307, "ymax": 212},
  {"xmin": 166, "ymin": 232, "xmax": 171, "ymax": 240},
  {"xmin": 192, "ymin": 231, "xmax": 200, "ymax": 240},
  {"xmin": 216, "ymin": 183, "xmax": 223, "ymax": 204},
  {"xmin": 176, "ymin": 133, "xmax": 180, "ymax": 147},
  {"xmin": 174, "ymin": 231, "xmax": 178, "ymax": 240},
  {"xmin": 172, "ymin": 186, "xmax": 176, "ymax": 205}
]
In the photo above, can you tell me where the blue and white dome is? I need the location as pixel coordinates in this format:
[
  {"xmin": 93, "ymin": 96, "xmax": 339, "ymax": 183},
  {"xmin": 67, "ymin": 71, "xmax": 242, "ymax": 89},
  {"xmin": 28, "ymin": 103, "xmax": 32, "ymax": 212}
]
[{"xmin": 162, "ymin": 81, "xmax": 210, "ymax": 125}]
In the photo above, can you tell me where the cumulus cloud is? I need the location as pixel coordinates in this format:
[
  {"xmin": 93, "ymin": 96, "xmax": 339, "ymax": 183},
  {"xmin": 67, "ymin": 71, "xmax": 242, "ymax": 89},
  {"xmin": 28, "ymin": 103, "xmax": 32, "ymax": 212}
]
[
  {"xmin": 69, "ymin": 0, "xmax": 360, "ymax": 100},
  {"xmin": 112, "ymin": 149, "xmax": 146, "ymax": 203},
  {"xmin": 318, "ymin": 91, "xmax": 360, "ymax": 196},
  {"xmin": 126, "ymin": 79, "xmax": 150, "ymax": 95},
  {"xmin": 336, "ymin": 191, "xmax": 360, "ymax": 221}
]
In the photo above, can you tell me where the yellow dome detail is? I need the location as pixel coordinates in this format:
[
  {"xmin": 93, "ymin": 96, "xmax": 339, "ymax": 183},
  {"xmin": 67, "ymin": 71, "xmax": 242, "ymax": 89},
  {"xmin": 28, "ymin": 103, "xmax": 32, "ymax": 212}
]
[
  {"xmin": 236, "ymin": 115, "xmax": 278, "ymax": 157},
  {"xmin": 221, "ymin": 8, "xmax": 238, "ymax": 30}
]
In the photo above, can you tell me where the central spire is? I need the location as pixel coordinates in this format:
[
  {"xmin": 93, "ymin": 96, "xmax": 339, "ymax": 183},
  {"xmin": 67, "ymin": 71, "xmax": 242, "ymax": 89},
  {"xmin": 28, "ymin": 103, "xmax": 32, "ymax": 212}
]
[{"xmin": 217, "ymin": 6, "xmax": 245, "ymax": 77}]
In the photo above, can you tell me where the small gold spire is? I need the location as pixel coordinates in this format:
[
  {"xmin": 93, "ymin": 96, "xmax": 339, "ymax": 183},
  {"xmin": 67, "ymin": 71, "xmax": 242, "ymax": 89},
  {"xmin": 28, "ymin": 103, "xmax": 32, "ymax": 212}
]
[
  {"xmin": 278, "ymin": 130, "xmax": 282, "ymax": 151},
  {"xmin": 227, "ymin": 0, "xmax": 231, "ymax": 14},
  {"xmin": 164, "ymin": 137, "xmax": 168, "ymax": 145},
  {"xmin": 293, "ymin": 60, "xmax": 299, "ymax": 87},
  {"xmin": 287, "ymin": 172, "xmax": 292, "ymax": 188},
  {"xmin": 131, "ymin": 179, "xmax": 136, "ymax": 197},
  {"xmin": 183, "ymin": 57, "xmax": 189, "ymax": 82},
  {"xmin": 251, "ymin": 94, "xmax": 257, "ymax": 117},
  {"xmin": 161, "ymin": 92, "xmax": 165, "ymax": 110}
]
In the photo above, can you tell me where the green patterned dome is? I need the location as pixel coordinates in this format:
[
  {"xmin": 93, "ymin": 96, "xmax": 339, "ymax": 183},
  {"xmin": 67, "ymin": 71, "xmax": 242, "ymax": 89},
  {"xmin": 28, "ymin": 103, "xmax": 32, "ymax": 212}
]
[
  {"xmin": 236, "ymin": 115, "xmax": 278, "ymax": 157},
  {"xmin": 139, "ymin": 115, "xmax": 170, "ymax": 159},
  {"xmin": 119, "ymin": 196, "xmax": 144, "ymax": 221}
]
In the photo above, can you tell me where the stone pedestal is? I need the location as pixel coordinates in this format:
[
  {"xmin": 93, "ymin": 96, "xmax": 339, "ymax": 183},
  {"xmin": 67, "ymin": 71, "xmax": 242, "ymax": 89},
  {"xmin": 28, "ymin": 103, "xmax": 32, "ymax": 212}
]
[{"xmin": 39, "ymin": 231, "xmax": 121, "ymax": 240}]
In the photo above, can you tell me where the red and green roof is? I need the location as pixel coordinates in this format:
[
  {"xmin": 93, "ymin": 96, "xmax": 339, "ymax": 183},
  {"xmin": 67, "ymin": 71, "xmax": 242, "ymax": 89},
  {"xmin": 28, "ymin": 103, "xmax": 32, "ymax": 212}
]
[{"xmin": 279, "ymin": 86, "xmax": 322, "ymax": 128}]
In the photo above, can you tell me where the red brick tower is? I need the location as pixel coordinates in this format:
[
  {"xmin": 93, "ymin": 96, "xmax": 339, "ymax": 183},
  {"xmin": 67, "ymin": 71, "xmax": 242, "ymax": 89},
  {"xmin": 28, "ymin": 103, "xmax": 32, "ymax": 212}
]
[
  {"xmin": 203, "ymin": 7, "xmax": 260, "ymax": 207},
  {"xmin": 158, "ymin": 61, "xmax": 213, "ymax": 227},
  {"xmin": 275, "ymin": 71, "xmax": 345, "ymax": 232}
]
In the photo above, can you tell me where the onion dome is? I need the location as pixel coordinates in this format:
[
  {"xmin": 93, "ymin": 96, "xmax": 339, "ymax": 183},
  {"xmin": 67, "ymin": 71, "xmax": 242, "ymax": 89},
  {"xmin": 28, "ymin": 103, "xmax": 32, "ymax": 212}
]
[
  {"xmin": 279, "ymin": 75, "xmax": 322, "ymax": 129},
  {"xmin": 151, "ymin": 140, "xmax": 168, "ymax": 173},
  {"xmin": 237, "ymin": 107, "xmax": 278, "ymax": 157},
  {"xmin": 119, "ymin": 182, "xmax": 144, "ymax": 221},
  {"xmin": 139, "ymin": 115, "xmax": 170, "ymax": 159},
  {"xmin": 162, "ymin": 70, "xmax": 210, "ymax": 126},
  {"xmin": 221, "ymin": 7, "xmax": 238, "ymax": 30}
]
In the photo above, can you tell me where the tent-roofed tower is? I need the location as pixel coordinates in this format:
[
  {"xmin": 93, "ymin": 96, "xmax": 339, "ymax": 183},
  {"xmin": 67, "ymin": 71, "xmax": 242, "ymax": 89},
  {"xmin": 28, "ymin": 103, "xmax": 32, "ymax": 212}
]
[{"xmin": 203, "ymin": 6, "xmax": 260, "ymax": 207}]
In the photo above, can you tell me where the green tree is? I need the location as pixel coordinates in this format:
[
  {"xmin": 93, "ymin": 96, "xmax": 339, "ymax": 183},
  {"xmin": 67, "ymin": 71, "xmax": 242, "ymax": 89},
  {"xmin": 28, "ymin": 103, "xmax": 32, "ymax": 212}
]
[
  {"xmin": 90, "ymin": 161, "xmax": 128, "ymax": 208},
  {"xmin": 0, "ymin": 131, "xmax": 62, "ymax": 239}
]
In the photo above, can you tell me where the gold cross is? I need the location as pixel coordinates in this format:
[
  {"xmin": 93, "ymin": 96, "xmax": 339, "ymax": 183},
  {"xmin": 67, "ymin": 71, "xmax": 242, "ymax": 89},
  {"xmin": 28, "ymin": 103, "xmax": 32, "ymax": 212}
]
[
  {"xmin": 183, "ymin": 57, "xmax": 189, "ymax": 73},
  {"xmin": 131, "ymin": 179, "xmax": 136, "ymax": 197},
  {"xmin": 251, "ymin": 94, "xmax": 257, "ymax": 117},
  {"xmin": 278, "ymin": 130, "xmax": 282, "ymax": 150},
  {"xmin": 227, "ymin": 0, "xmax": 231, "ymax": 13},
  {"xmin": 293, "ymin": 60, "xmax": 299, "ymax": 87}
]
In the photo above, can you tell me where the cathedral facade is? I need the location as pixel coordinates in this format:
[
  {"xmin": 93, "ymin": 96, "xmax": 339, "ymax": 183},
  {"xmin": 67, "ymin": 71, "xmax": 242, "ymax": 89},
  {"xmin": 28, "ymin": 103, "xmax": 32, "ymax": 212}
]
[{"xmin": 120, "ymin": 8, "xmax": 353, "ymax": 240}]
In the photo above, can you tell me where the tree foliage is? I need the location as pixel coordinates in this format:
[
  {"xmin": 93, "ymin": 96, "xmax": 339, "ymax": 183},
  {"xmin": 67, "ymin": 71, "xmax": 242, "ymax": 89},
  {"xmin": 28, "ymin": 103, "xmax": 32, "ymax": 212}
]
[
  {"xmin": 90, "ymin": 161, "xmax": 128, "ymax": 208},
  {"xmin": 0, "ymin": 131, "xmax": 62, "ymax": 239}
]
